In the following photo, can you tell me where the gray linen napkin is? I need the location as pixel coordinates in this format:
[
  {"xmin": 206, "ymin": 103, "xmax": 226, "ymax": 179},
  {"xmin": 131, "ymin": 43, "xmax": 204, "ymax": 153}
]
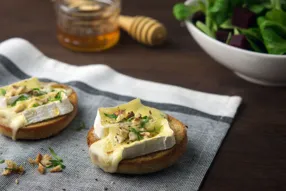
[{"xmin": 0, "ymin": 38, "xmax": 242, "ymax": 191}]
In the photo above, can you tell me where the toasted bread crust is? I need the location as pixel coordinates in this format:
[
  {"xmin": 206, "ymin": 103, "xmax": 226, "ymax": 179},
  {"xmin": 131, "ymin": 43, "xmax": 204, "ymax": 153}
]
[
  {"xmin": 87, "ymin": 115, "xmax": 187, "ymax": 174},
  {"xmin": 0, "ymin": 84, "xmax": 78, "ymax": 140}
]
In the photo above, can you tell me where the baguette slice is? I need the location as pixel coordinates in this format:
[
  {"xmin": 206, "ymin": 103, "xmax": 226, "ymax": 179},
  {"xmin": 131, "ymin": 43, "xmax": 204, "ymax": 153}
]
[
  {"xmin": 87, "ymin": 115, "xmax": 187, "ymax": 174},
  {"xmin": 0, "ymin": 84, "xmax": 78, "ymax": 140}
]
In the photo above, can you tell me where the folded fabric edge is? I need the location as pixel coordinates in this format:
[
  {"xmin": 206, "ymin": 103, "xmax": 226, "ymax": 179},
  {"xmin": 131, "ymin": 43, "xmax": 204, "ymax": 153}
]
[{"xmin": 0, "ymin": 38, "xmax": 242, "ymax": 118}]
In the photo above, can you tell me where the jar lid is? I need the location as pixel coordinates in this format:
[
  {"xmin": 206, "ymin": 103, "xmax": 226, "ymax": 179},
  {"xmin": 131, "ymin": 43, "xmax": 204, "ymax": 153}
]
[{"xmin": 64, "ymin": 0, "xmax": 111, "ymax": 12}]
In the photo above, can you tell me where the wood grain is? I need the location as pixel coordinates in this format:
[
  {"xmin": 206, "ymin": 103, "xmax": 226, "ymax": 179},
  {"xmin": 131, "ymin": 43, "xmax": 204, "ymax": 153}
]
[{"xmin": 0, "ymin": 0, "xmax": 286, "ymax": 190}]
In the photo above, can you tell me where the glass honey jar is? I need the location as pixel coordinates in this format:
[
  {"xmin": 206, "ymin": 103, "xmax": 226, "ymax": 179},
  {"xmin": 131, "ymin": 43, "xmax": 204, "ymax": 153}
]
[{"xmin": 55, "ymin": 0, "xmax": 121, "ymax": 52}]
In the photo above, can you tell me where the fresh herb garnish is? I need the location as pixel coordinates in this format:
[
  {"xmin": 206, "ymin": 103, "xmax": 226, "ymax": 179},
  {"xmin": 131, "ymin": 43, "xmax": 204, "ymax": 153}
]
[
  {"xmin": 140, "ymin": 116, "xmax": 150, "ymax": 128},
  {"xmin": 130, "ymin": 128, "xmax": 143, "ymax": 140},
  {"xmin": 5, "ymin": 167, "xmax": 17, "ymax": 171},
  {"xmin": 46, "ymin": 147, "xmax": 66, "ymax": 169},
  {"xmin": 32, "ymin": 103, "xmax": 40, "ymax": 108},
  {"xmin": 0, "ymin": 159, "xmax": 5, "ymax": 164},
  {"xmin": 49, "ymin": 91, "xmax": 64, "ymax": 103},
  {"xmin": 32, "ymin": 88, "xmax": 47, "ymax": 96},
  {"xmin": 104, "ymin": 113, "xmax": 118, "ymax": 119},
  {"xmin": 11, "ymin": 95, "xmax": 29, "ymax": 106},
  {"xmin": 75, "ymin": 121, "xmax": 86, "ymax": 131},
  {"xmin": 54, "ymin": 91, "xmax": 63, "ymax": 102},
  {"xmin": 0, "ymin": 89, "xmax": 6, "ymax": 96},
  {"xmin": 127, "ymin": 117, "xmax": 134, "ymax": 122}
]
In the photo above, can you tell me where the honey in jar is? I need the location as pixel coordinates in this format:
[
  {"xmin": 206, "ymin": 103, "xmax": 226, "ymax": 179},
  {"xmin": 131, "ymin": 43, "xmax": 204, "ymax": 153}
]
[{"xmin": 55, "ymin": 0, "xmax": 121, "ymax": 52}]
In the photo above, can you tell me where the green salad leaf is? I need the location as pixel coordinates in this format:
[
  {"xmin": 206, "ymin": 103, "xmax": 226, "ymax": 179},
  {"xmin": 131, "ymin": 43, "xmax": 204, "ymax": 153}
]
[
  {"xmin": 240, "ymin": 28, "xmax": 267, "ymax": 53},
  {"xmin": 226, "ymin": 32, "xmax": 232, "ymax": 44},
  {"xmin": 196, "ymin": 21, "xmax": 215, "ymax": 38},
  {"xmin": 173, "ymin": 0, "xmax": 286, "ymax": 55},
  {"xmin": 266, "ymin": 9, "xmax": 286, "ymax": 25},
  {"xmin": 271, "ymin": 0, "xmax": 282, "ymax": 10},
  {"xmin": 240, "ymin": 28, "xmax": 264, "ymax": 41},
  {"xmin": 248, "ymin": 4, "xmax": 267, "ymax": 14},
  {"xmin": 209, "ymin": 0, "xmax": 230, "ymax": 25},
  {"xmin": 173, "ymin": 1, "xmax": 206, "ymax": 21},
  {"xmin": 220, "ymin": 19, "xmax": 234, "ymax": 29},
  {"xmin": 258, "ymin": 16, "xmax": 286, "ymax": 54},
  {"xmin": 283, "ymin": 1, "xmax": 286, "ymax": 11},
  {"xmin": 234, "ymin": 28, "xmax": 240, "ymax": 35}
]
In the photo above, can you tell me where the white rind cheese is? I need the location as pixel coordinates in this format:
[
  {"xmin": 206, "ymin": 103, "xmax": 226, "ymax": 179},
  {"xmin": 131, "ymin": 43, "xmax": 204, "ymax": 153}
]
[
  {"xmin": 122, "ymin": 120, "xmax": 175, "ymax": 159},
  {"xmin": 93, "ymin": 110, "xmax": 106, "ymax": 138},
  {"xmin": 0, "ymin": 96, "xmax": 7, "ymax": 108},
  {"xmin": 23, "ymin": 98, "xmax": 74, "ymax": 124},
  {"xmin": 89, "ymin": 99, "xmax": 176, "ymax": 173},
  {"xmin": 0, "ymin": 77, "xmax": 75, "ymax": 140}
]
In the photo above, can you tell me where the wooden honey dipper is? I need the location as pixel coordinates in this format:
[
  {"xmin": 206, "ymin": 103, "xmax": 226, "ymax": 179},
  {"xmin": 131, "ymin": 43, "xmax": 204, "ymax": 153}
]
[{"xmin": 118, "ymin": 15, "xmax": 167, "ymax": 46}]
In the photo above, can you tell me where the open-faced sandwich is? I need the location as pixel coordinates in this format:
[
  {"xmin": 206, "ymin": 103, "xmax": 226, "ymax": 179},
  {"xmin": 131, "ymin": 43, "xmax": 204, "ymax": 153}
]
[
  {"xmin": 0, "ymin": 77, "xmax": 78, "ymax": 140},
  {"xmin": 87, "ymin": 99, "xmax": 187, "ymax": 174}
]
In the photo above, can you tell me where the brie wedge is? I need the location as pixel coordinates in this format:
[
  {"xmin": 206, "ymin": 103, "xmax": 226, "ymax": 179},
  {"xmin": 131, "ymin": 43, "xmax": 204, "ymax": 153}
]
[
  {"xmin": 0, "ymin": 78, "xmax": 74, "ymax": 140},
  {"xmin": 89, "ymin": 99, "xmax": 176, "ymax": 173}
]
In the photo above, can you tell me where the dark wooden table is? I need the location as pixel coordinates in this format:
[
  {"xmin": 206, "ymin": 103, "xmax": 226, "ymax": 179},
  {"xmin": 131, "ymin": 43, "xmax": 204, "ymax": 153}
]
[{"xmin": 1, "ymin": 0, "xmax": 286, "ymax": 190}]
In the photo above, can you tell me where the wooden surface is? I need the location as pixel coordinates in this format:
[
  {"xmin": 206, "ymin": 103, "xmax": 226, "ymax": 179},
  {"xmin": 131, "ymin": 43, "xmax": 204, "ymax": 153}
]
[{"xmin": 1, "ymin": 0, "xmax": 286, "ymax": 190}]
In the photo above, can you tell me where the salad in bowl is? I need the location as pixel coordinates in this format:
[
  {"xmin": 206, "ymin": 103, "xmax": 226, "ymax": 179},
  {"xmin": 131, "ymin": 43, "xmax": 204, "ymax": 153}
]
[{"xmin": 173, "ymin": 0, "xmax": 286, "ymax": 55}]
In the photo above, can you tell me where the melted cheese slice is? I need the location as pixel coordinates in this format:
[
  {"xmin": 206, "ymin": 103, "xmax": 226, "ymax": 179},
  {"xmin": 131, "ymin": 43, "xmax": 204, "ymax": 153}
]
[
  {"xmin": 89, "ymin": 99, "xmax": 176, "ymax": 173},
  {"xmin": 0, "ymin": 78, "xmax": 74, "ymax": 140},
  {"xmin": 1, "ymin": 77, "xmax": 41, "ymax": 92}
]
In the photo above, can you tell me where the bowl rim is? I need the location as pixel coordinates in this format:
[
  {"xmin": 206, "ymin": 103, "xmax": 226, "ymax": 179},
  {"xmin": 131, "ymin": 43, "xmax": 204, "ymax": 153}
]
[{"xmin": 184, "ymin": 0, "xmax": 286, "ymax": 59}]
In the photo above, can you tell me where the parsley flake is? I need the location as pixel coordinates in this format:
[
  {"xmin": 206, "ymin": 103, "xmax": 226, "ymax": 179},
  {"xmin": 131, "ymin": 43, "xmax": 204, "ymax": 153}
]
[
  {"xmin": 46, "ymin": 147, "xmax": 66, "ymax": 170},
  {"xmin": 104, "ymin": 113, "xmax": 117, "ymax": 119},
  {"xmin": 75, "ymin": 121, "xmax": 86, "ymax": 131},
  {"xmin": 140, "ymin": 116, "xmax": 150, "ymax": 128},
  {"xmin": 11, "ymin": 95, "xmax": 29, "ymax": 106},
  {"xmin": 0, "ymin": 89, "xmax": 6, "ymax": 96},
  {"xmin": 130, "ymin": 128, "xmax": 143, "ymax": 140}
]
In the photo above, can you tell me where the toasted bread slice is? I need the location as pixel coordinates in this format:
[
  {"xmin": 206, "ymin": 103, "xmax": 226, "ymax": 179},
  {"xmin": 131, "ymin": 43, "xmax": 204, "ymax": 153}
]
[
  {"xmin": 87, "ymin": 115, "xmax": 187, "ymax": 174},
  {"xmin": 0, "ymin": 84, "xmax": 78, "ymax": 140}
]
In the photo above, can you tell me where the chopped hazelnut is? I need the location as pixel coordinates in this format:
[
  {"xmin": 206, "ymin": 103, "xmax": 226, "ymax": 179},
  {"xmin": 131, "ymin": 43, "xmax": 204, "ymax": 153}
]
[
  {"xmin": 41, "ymin": 154, "xmax": 52, "ymax": 166},
  {"xmin": 2, "ymin": 169, "xmax": 11, "ymax": 176},
  {"xmin": 35, "ymin": 154, "xmax": 43, "ymax": 164},
  {"xmin": 126, "ymin": 111, "xmax": 135, "ymax": 119},
  {"xmin": 28, "ymin": 158, "xmax": 36, "ymax": 165},
  {"xmin": 1, "ymin": 160, "xmax": 25, "ymax": 176},
  {"xmin": 140, "ymin": 132, "xmax": 151, "ymax": 137},
  {"xmin": 129, "ymin": 132, "xmax": 137, "ymax": 141},
  {"xmin": 135, "ymin": 113, "xmax": 141, "ymax": 119},
  {"xmin": 15, "ymin": 86, "xmax": 26, "ymax": 95},
  {"xmin": 38, "ymin": 163, "xmax": 46, "ymax": 174},
  {"xmin": 14, "ymin": 104, "xmax": 27, "ymax": 113},
  {"xmin": 18, "ymin": 166, "xmax": 25, "ymax": 175},
  {"xmin": 50, "ymin": 165, "xmax": 62, "ymax": 173}
]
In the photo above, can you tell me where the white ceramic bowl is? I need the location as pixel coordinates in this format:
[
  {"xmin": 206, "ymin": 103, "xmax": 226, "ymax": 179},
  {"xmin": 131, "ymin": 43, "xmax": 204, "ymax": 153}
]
[{"xmin": 185, "ymin": 0, "xmax": 286, "ymax": 86}]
